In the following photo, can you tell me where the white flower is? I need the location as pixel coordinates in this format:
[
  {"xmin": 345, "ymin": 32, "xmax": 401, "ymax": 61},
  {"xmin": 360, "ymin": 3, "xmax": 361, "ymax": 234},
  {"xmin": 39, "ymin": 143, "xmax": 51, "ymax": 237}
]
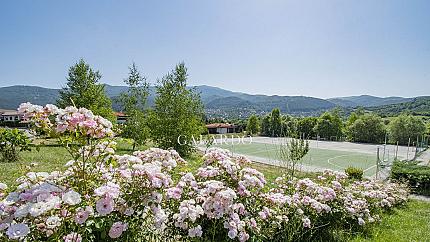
[
  {"xmin": 45, "ymin": 195, "xmax": 61, "ymax": 210},
  {"xmin": 29, "ymin": 202, "xmax": 47, "ymax": 217},
  {"xmin": 0, "ymin": 183, "xmax": 7, "ymax": 190},
  {"xmin": 358, "ymin": 217, "xmax": 365, "ymax": 226},
  {"xmin": 14, "ymin": 204, "xmax": 30, "ymax": 218},
  {"xmin": 46, "ymin": 215, "xmax": 62, "ymax": 229},
  {"xmin": 3, "ymin": 192, "xmax": 20, "ymax": 205},
  {"xmin": 6, "ymin": 223, "xmax": 30, "ymax": 240},
  {"xmin": 62, "ymin": 190, "xmax": 81, "ymax": 205},
  {"xmin": 65, "ymin": 160, "xmax": 76, "ymax": 167},
  {"xmin": 94, "ymin": 182, "xmax": 120, "ymax": 198}
]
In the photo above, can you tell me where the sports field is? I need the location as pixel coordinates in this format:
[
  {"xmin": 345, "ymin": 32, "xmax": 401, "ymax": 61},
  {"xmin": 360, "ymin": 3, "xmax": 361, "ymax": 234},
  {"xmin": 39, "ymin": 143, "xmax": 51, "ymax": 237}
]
[{"xmin": 208, "ymin": 137, "xmax": 412, "ymax": 177}]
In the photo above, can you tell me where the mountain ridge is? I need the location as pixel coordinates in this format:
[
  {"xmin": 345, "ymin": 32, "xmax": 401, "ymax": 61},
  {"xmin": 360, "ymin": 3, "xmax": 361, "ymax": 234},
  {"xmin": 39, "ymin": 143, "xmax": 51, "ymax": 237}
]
[{"xmin": 0, "ymin": 84, "xmax": 420, "ymax": 118}]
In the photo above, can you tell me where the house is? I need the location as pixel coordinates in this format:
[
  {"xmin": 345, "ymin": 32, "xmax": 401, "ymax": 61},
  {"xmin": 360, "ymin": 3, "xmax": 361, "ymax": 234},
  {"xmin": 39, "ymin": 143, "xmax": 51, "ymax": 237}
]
[
  {"xmin": 114, "ymin": 112, "xmax": 128, "ymax": 124},
  {"xmin": 0, "ymin": 110, "xmax": 22, "ymax": 122},
  {"xmin": 206, "ymin": 123, "xmax": 238, "ymax": 134}
]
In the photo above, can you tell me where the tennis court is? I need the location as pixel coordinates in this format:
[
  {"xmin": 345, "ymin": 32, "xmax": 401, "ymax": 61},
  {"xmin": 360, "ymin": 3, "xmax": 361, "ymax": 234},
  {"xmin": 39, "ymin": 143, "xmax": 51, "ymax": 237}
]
[
  {"xmin": 213, "ymin": 142, "xmax": 377, "ymax": 176},
  {"xmin": 207, "ymin": 135, "xmax": 419, "ymax": 178}
]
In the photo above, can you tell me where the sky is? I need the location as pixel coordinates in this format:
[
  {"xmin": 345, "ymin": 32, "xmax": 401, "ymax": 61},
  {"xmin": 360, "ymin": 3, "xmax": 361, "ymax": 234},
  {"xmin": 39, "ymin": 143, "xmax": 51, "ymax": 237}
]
[{"xmin": 0, "ymin": 0, "xmax": 429, "ymax": 98}]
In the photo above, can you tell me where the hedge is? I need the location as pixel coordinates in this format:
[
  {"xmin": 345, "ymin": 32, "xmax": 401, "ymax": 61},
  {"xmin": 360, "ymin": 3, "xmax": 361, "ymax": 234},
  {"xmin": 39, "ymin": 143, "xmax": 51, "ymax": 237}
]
[{"xmin": 391, "ymin": 160, "xmax": 430, "ymax": 195}]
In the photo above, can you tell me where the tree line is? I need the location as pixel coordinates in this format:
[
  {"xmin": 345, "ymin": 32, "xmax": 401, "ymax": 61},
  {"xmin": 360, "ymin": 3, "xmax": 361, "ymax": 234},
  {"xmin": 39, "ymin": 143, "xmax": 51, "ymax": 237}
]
[
  {"xmin": 57, "ymin": 59, "xmax": 204, "ymax": 157},
  {"xmin": 247, "ymin": 108, "xmax": 429, "ymax": 145}
]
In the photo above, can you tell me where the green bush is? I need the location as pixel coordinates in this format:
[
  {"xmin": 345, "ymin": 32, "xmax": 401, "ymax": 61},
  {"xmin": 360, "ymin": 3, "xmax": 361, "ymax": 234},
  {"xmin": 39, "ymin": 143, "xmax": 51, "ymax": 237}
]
[
  {"xmin": 0, "ymin": 128, "xmax": 31, "ymax": 162},
  {"xmin": 391, "ymin": 160, "xmax": 430, "ymax": 195},
  {"xmin": 345, "ymin": 166, "xmax": 364, "ymax": 180}
]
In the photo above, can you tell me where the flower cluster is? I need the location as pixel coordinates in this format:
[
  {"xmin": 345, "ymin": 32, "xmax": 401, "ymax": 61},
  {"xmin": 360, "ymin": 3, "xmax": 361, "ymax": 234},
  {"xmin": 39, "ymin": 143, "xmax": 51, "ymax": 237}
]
[
  {"xmin": 0, "ymin": 105, "xmax": 409, "ymax": 241},
  {"xmin": 18, "ymin": 102, "xmax": 114, "ymax": 139}
]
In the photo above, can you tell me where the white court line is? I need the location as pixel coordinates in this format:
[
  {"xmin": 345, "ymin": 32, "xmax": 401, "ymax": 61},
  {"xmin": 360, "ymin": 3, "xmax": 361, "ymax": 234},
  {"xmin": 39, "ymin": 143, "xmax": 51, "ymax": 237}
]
[
  {"xmin": 363, "ymin": 165, "xmax": 377, "ymax": 172},
  {"xmin": 327, "ymin": 154, "xmax": 350, "ymax": 169},
  {"xmin": 328, "ymin": 154, "xmax": 376, "ymax": 173}
]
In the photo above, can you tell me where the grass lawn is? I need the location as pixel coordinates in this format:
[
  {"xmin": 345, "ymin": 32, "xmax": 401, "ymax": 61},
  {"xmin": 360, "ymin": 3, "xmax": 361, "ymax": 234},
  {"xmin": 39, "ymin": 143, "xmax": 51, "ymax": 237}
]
[
  {"xmin": 350, "ymin": 199, "xmax": 430, "ymax": 242},
  {"xmin": 0, "ymin": 146, "xmax": 71, "ymax": 186},
  {"xmin": 0, "ymin": 138, "xmax": 148, "ymax": 186}
]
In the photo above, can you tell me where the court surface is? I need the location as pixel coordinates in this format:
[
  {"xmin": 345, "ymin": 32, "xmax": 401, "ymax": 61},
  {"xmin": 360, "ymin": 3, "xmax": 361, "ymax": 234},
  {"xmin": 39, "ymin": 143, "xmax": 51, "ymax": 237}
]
[{"xmin": 207, "ymin": 136, "xmax": 414, "ymax": 177}]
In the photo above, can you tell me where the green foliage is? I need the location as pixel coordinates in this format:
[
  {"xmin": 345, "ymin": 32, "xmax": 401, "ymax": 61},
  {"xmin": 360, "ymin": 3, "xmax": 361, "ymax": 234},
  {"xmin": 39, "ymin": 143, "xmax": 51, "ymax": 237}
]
[
  {"xmin": 278, "ymin": 138, "xmax": 310, "ymax": 177},
  {"xmin": 345, "ymin": 166, "xmax": 364, "ymax": 180},
  {"xmin": 0, "ymin": 128, "xmax": 31, "ymax": 162},
  {"xmin": 368, "ymin": 96, "xmax": 430, "ymax": 117},
  {"xmin": 57, "ymin": 59, "xmax": 114, "ymax": 121},
  {"xmin": 347, "ymin": 114, "xmax": 386, "ymax": 143},
  {"xmin": 297, "ymin": 117, "xmax": 317, "ymax": 138},
  {"xmin": 260, "ymin": 109, "xmax": 297, "ymax": 137},
  {"xmin": 246, "ymin": 114, "xmax": 260, "ymax": 135},
  {"xmin": 148, "ymin": 63, "xmax": 204, "ymax": 157},
  {"xmin": 261, "ymin": 115, "xmax": 271, "ymax": 136},
  {"xmin": 281, "ymin": 115, "xmax": 298, "ymax": 137},
  {"xmin": 391, "ymin": 160, "xmax": 430, "ymax": 195},
  {"xmin": 388, "ymin": 114, "xmax": 426, "ymax": 145},
  {"xmin": 314, "ymin": 110, "xmax": 343, "ymax": 140},
  {"xmin": 118, "ymin": 63, "xmax": 150, "ymax": 150},
  {"xmin": 270, "ymin": 108, "xmax": 282, "ymax": 137}
]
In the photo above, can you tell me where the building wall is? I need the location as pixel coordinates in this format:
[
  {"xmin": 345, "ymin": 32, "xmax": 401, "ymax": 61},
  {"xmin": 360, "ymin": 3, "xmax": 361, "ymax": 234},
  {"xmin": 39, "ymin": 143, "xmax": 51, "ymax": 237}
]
[
  {"xmin": 216, "ymin": 127, "xmax": 228, "ymax": 134},
  {"xmin": 1, "ymin": 115, "xmax": 20, "ymax": 122}
]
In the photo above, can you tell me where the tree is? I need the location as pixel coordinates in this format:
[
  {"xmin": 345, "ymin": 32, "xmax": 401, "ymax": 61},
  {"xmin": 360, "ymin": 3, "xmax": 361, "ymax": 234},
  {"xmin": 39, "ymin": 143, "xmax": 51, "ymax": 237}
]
[
  {"xmin": 278, "ymin": 137, "xmax": 309, "ymax": 178},
  {"xmin": 270, "ymin": 108, "xmax": 282, "ymax": 137},
  {"xmin": 246, "ymin": 115, "xmax": 260, "ymax": 135},
  {"xmin": 0, "ymin": 128, "xmax": 31, "ymax": 162},
  {"xmin": 388, "ymin": 115, "xmax": 426, "ymax": 145},
  {"xmin": 57, "ymin": 59, "xmax": 114, "ymax": 121},
  {"xmin": 313, "ymin": 111, "xmax": 343, "ymax": 140},
  {"xmin": 261, "ymin": 115, "xmax": 271, "ymax": 136},
  {"xmin": 282, "ymin": 115, "xmax": 298, "ymax": 138},
  {"xmin": 118, "ymin": 63, "xmax": 150, "ymax": 150},
  {"xmin": 148, "ymin": 63, "xmax": 204, "ymax": 157},
  {"xmin": 297, "ymin": 117, "xmax": 317, "ymax": 139},
  {"xmin": 347, "ymin": 114, "xmax": 386, "ymax": 143}
]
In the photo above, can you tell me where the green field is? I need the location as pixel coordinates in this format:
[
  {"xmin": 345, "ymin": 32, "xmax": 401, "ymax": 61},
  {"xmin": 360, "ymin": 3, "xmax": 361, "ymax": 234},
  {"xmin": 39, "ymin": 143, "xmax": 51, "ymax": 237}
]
[{"xmin": 212, "ymin": 142, "xmax": 378, "ymax": 176}]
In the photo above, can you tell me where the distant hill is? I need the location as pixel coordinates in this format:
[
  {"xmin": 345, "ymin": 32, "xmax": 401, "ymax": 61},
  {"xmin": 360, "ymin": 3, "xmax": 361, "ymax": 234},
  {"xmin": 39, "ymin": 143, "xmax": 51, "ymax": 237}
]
[
  {"xmin": 0, "ymin": 84, "xmax": 425, "ymax": 118},
  {"xmin": 366, "ymin": 96, "xmax": 430, "ymax": 117},
  {"xmin": 0, "ymin": 85, "xmax": 59, "ymax": 109},
  {"xmin": 327, "ymin": 95, "xmax": 412, "ymax": 107}
]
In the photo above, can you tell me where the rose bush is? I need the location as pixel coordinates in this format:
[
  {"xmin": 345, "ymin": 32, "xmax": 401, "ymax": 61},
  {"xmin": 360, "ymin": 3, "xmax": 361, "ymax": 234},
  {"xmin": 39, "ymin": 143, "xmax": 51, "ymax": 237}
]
[{"xmin": 0, "ymin": 103, "xmax": 409, "ymax": 241}]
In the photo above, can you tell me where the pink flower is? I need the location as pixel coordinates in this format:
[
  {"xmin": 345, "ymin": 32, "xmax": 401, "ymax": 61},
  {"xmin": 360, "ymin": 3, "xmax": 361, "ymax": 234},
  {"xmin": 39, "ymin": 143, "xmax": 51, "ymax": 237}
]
[
  {"xmin": 63, "ymin": 232, "xmax": 82, "ymax": 242},
  {"xmin": 108, "ymin": 222, "xmax": 128, "ymax": 239},
  {"xmin": 96, "ymin": 197, "xmax": 114, "ymax": 216},
  {"xmin": 166, "ymin": 187, "xmax": 182, "ymax": 200},
  {"xmin": 188, "ymin": 225, "xmax": 203, "ymax": 237},
  {"xmin": 74, "ymin": 208, "xmax": 90, "ymax": 224},
  {"xmin": 302, "ymin": 217, "xmax": 311, "ymax": 228},
  {"xmin": 94, "ymin": 182, "xmax": 120, "ymax": 198}
]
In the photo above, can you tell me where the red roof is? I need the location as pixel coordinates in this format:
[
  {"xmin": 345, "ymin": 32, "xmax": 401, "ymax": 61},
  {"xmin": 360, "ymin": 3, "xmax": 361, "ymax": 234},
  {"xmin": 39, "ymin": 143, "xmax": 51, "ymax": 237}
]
[
  {"xmin": 206, "ymin": 123, "xmax": 236, "ymax": 129},
  {"xmin": 114, "ymin": 112, "xmax": 127, "ymax": 117}
]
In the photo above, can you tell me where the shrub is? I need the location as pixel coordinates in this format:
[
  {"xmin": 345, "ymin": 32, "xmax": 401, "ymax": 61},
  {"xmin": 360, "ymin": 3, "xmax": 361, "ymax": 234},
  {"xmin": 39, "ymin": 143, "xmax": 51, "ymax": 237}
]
[
  {"xmin": 345, "ymin": 166, "xmax": 364, "ymax": 180},
  {"xmin": 0, "ymin": 102, "xmax": 410, "ymax": 241},
  {"xmin": 391, "ymin": 160, "xmax": 430, "ymax": 195},
  {"xmin": 0, "ymin": 128, "xmax": 31, "ymax": 162}
]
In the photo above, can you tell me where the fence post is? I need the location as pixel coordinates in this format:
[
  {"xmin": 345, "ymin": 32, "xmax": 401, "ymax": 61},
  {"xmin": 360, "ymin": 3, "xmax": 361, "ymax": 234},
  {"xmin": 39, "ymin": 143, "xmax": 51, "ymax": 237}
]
[
  {"xmin": 376, "ymin": 147, "xmax": 380, "ymax": 180},
  {"xmin": 395, "ymin": 141, "xmax": 399, "ymax": 160}
]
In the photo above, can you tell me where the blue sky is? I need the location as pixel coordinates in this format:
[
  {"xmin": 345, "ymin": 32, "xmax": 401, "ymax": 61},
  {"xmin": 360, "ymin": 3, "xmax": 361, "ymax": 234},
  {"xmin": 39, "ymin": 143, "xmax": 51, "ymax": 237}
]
[{"xmin": 0, "ymin": 0, "xmax": 429, "ymax": 98}]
